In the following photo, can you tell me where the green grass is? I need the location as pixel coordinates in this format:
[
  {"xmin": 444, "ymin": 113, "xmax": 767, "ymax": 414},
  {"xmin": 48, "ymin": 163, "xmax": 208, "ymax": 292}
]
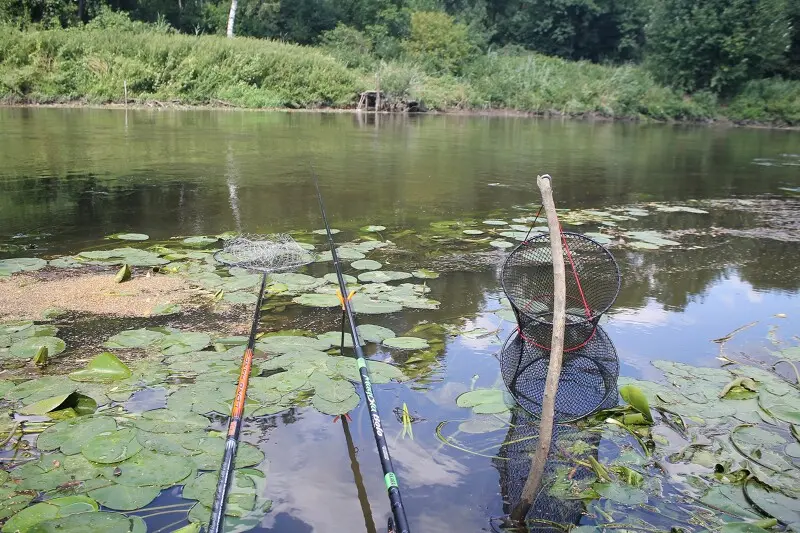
[{"xmin": 1, "ymin": 25, "xmax": 798, "ymax": 125}]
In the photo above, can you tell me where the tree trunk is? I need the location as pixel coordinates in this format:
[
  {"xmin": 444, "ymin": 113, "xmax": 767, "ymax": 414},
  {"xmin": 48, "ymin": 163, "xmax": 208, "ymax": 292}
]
[{"xmin": 226, "ymin": 0, "xmax": 238, "ymax": 38}]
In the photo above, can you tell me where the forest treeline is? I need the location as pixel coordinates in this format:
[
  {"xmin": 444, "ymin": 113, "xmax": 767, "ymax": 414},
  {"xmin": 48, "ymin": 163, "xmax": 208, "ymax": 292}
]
[{"xmin": 1, "ymin": 0, "xmax": 799, "ymax": 123}]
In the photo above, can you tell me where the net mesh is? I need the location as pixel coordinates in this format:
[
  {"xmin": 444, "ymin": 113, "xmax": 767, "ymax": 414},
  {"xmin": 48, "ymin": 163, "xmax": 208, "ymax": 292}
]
[
  {"xmin": 493, "ymin": 414, "xmax": 602, "ymax": 531},
  {"xmin": 499, "ymin": 325, "xmax": 619, "ymax": 423},
  {"xmin": 501, "ymin": 231, "xmax": 620, "ymax": 351},
  {"xmin": 213, "ymin": 234, "xmax": 315, "ymax": 273}
]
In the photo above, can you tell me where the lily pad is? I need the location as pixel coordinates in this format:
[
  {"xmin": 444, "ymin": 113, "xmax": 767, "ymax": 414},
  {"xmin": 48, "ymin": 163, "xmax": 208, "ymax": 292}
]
[
  {"xmin": 490, "ymin": 240, "xmax": 514, "ymax": 249},
  {"xmin": 89, "ymin": 484, "xmax": 161, "ymax": 511},
  {"xmin": 594, "ymin": 482, "xmax": 648, "ymax": 505},
  {"xmin": 25, "ymin": 511, "xmax": 141, "ymax": 532},
  {"xmin": 82, "ymin": 428, "xmax": 143, "ymax": 463},
  {"xmin": 150, "ymin": 303, "xmax": 182, "ymax": 316},
  {"xmin": 483, "ymin": 220, "xmax": 508, "ymax": 226},
  {"xmin": 625, "ymin": 231, "xmax": 680, "ymax": 247},
  {"xmin": 223, "ymin": 292, "xmax": 258, "ymax": 305},
  {"xmin": 584, "ymin": 232, "xmax": 613, "ymax": 245},
  {"xmin": 628, "ymin": 241, "xmax": 660, "ymax": 250},
  {"xmin": 69, "ymin": 353, "xmax": 131, "ymax": 382},
  {"xmin": 48, "ymin": 257, "xmax": 83, "ymax": 269},
  {"xmin": 456, "ymin": 388, "xmax": 514, "ymax": 414},
  {"xmin": 360, "ymin": 225, "xmax": 386, "ymax": 232},
  {"xmin": 323, "ymin": 273, "xmax": 357, "ymax": 285},
  {"xmin": 2, "ymin": 496, "xmax": 99, "ymax": 533},
  {"xmin": 104, "ymin": 329, "xmax": 165, "ymax": 349},
  {"xmin": 357, "ymin": 324, "xmax": 396, "ymax": 343},
  {"xmin": 462, "ymin": 229, "xmax": 484, "ymax": 235},
  {"xmin": 182, "ymin": 471, "xmax": 257, "ymax": 516},
  {"xmin": 350, "ymin": 295, "xmax": 402, "ymax": 314},
  {"xmin": 335, "ymin": 247, "xmax": 366, "ymax": 260},
  {"xmin": 133, "ymin": 409, "xmax": 209, "ymax": 434},
  {"xmin": 158, "ymin": 331, "xmax": 211, "ymax": 355},
  {"xmin": 351, "ymin": 259, "xmax": 382, "ymax": 271},
  {"xmin": 317, "ymin": 331, "xmax": 364, "ymax": 348},
  {"xmin": 383, "ymin": 337, "xmax": 429, "ymax": 350},
  {"xmin": 182, "ymin": 236, "xmax": 218, "ymax": 246},
  {"xmin": 0, "ymin": 257, "xmax": 47, "ymax": 274},
  {"xmin": 411, "ymin": 269, "xmax": 439, "ymax": 279},
  {"xmin": 256, "ymin": 335, "xmax": 332, "ymax": 353},
  {"xmin": 292, "ymin": 293, "xmax": 341, "ymax": 308},
  {"xmin": 110, "ymin": 233, "xmax": 149, "ymax": 241},
  {"xmin": 37, "ymin": 416, "xmax": 117, "ymax": 455},
  {"xmin": 101, "ymin": 450, "xmax": 193, "ymax": 487},
  {"xmin": 313, "ymin": 229, "xmax": 340, "ymax": 235},
  {"xmin": 9, "ymin": 336, "xmax": 66, "ymax": 359},
  {"xmin": 358, "ymin": 271, "xmax": 412, "ymax": 283}
]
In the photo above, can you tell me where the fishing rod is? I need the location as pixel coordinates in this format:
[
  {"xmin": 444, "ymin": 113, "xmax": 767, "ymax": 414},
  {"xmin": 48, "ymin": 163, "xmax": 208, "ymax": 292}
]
[
  {"xmin": 208, "ymin": 272, "xmax": 267, "ymax": 533},
  {"xmin": 209, "ymin": 235, "xmax": 313, "ymax": 533},
  {"xmin": 313, "ymin": 173, "xmax": 412, "ymax": 533}
]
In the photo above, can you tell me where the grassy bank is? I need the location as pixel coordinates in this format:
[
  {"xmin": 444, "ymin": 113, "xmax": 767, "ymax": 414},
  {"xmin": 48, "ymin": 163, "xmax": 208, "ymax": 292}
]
[{"xmin": 1, "ymin": 25, "xmax": 798, "ymax": 125}]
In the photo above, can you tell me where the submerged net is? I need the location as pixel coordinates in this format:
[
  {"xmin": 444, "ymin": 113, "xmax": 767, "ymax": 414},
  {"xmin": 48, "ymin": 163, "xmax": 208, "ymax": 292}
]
[
  {"xmin": 500, "ymin": 325, "xmax": 619, "ymax": 423},
  {"xmin": 214, "ymin": 234, "xmax": 315, "ymax": 273}
]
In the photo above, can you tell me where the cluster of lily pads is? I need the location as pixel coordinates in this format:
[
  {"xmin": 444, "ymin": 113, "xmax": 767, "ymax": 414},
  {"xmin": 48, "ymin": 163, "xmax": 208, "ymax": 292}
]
[
  {"xmin": 0, "ymin": 321, "xmax": 66, "ymax": 367},
  {"xmin": 0, "ymin": 315, "xmax": 439, "ymax": 531},
  {"xmin": 441, "ymin": 330, "xmax": 800, "ymax": 531}
]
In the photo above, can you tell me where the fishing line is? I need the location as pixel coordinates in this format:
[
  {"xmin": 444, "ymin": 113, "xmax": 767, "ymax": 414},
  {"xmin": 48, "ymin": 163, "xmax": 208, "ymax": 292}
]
[{"xmin": 312, "ymin": 170, "xmax": 412, "ymax": 533}]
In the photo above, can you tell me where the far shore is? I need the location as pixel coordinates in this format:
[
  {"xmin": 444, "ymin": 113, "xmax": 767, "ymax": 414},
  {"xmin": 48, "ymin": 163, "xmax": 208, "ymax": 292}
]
[{"xmin": 4, "ymin": 100, "xmax": 799, "ymax": 131}]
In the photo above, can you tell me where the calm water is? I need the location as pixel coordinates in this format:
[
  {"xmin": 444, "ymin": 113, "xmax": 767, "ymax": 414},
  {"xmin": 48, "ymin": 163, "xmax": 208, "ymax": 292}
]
[{"xmin": 2, "ymin": 108, "xmax": 800, "ymax": 532}]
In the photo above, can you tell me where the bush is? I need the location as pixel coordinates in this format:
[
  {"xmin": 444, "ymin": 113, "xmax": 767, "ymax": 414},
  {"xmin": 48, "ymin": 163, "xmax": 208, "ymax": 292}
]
[
  {"xmin": 727, "ymin": 78, "xmax": 800, "ymax": 125},
  {"xmin": 646, "ymin": 0, "xmax": 791, "ymax": 94},
  {"xmin": 0, "ymin": 26, "xmax": 360, "ymax": 107},
  {"xmin": 320, "ymin": 23, "xmax": 376, "ymax": 70},
  {"xmin": 402, "ymin": 11, "xmax": 476, "ymax": 75}
]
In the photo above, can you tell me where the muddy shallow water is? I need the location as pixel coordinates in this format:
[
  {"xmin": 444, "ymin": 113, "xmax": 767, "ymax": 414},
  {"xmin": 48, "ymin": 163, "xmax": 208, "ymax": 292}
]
[{"xmin": 1, "ymin": 109, "xmax": 800, "ymax": 532}]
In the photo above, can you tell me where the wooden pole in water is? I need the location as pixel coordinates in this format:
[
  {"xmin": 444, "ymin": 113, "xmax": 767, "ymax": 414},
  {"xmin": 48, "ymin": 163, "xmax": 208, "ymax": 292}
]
[
  {"xmin": 124, "ymin": 80, "xmax": 127, "ymax": 107},
  {"xmin": 375, "ymin": 72, "xmax": 381, "ymax": 113},
  {"xmin": 509, "ymin": 174, "xmax": 566, "ymax": 525}
]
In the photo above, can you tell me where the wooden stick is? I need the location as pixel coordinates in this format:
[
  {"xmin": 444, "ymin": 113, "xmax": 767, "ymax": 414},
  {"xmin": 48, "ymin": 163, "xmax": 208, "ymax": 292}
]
[{"xmin": 509, "ymin": 174, "xmax": 567, "ymax": 525}]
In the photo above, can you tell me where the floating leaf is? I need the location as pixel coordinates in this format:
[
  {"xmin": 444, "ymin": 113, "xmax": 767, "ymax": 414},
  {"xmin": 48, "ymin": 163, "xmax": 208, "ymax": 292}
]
[
  {"xmin": 19, "ymin": 392, "xmax": 76, "ymax": 416},
  {"xmin": 462, "ymin": 229, "xmax": 484, "ymax": 235},
  {"xmin": 383, "ymin": 337, "xmax": 429, "ymax": 350},
  {"xmin": 312, "ymin": 392, "xmax": 360, "ymax": 415},
  {"xmin": 619, "ymin": 385, "xmax": 653, "ymax": 424},
  {"xmin": 351, "ymin": 259, "xmax": 382, "ymax": 271},
  {"xmin": 256, "ymin": 335, "xmax": 331, "ymax": 353},
  {"xmin": 594, "ymin": 482, "xmax": 648, "ymax": 505},
  {"xmin": 48, "ymin": 257, "xmax": 83, "ymax": 269},
  {"xmin": 37, "ymin": 416, "xmax": 117, "ymax": 454},
  {"xmin": 89, "ymin": 484, "xmax": 160, "ymax": 511},
  {"xmin": 584, "ymin": 232, "xmax": 613, "ymax": 245},
  {"xmin": 69, "ymin": 353, "xmax": 131, "ymax": 382},
  {"xmin": 104, "ymin": 329, "xmax": 165, "ymax": 349},
  {"xmin": 456, "ymin": 389, "xmax": 513, "ymax": 414},
  {"xmin": 182, "ymin": 471, "xmax": 257, "ymax": 517},
  {"xmin": 110, "ymin": 233, "xmax": 149, "ymax": 241},
  {"xmin": 24, "ymin": 511, "xmax": 140, "ymax": 532},
  {"xmin": 624, "ymin": 231, "xmax": 680, "ymax": 246},
  {"xmin": 82, "ymin": 428, "xmax": 142, "ymax": 464},
  {"xmin": 317, "ymin": 331, "xmax": 364, "ymax": 348},
  {"xmin": 360, "ymin": 225, "xmax": 386, "ymax": 232},
  {"xmin": 10, "ymin": 336, "xmax": 66, "ymax": 359},
  {"xmin": 101, "ymin": 450, "xmax": 193, "ymax": 487},
  {"xmin": 223, "ymin": 292, "xmax": 257, "ymax": 305},
  {"xmin": 483, "ymin": 220, "xmax": 508, "ymax": 226},
  {"xmin": 150, "ymin": 303, "xmax": 182, "ymax": 316},
  {"xmin": 357, "ymin": 325, "xmax": 396, "ymax": 343},
  {"xmin": 2, "ymin": 496, "xmax": 98, "ymax": 533},
  {"xmin": 158, "ymin": 331, "xmax": 211, "ymax": 355},
  {"xmin": 489, "ymin": 240, "xmax": 514, "ymax": 249},
  {"xmin": 312, "ymin": 229, "xmax": 339, "ymax": 235},
  {"xmin": 358, "ymin": 271, "xmax": 412, "ymax": 283},
  {"xmin": 182, "ymin": 236, "xmax": 218, "ymax": 246},
  {"xmin": 745, "ymin": 481, "xmax": 800, "ymax": 526},
  {"xmin": 133, "ymin": 409, "xmax": 209, "ymax": 434},
  {"xmin": 411, "ymin": 269, "xmax": 439, "ymax": 279},
  {"xmin": 292, "ymin": 293, "xmax": 341, "ymax": 308},
  {"xmin": 350, "ymin": 296, "xmax": 402, "ymax": 314},
  {"xmin": 335, "ymin": 247, "xmax": 366, "ymax": 260},
  {"xmin": 0, "ymin": 257, "xmax": 47, "ymax": 274},
  {"xmin": 32, "ymin": 345, "xmax": 48, "ymax": 367}
]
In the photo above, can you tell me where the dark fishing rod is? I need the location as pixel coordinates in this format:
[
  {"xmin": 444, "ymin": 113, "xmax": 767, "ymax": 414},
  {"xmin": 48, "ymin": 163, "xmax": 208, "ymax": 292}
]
[
  {"xmin": 313, "ymin": 174, "xmax": 412, "ymax": 533},
  {"xmin": 208, "ymin": 272, "xmax": 268, "ymax": 533}
]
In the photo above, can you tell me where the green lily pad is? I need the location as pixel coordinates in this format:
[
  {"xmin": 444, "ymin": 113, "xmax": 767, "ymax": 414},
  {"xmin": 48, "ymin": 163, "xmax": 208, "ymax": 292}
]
[
  {"xmin": 2, "ymin": 496, "xmax": 98, "ymax": 533},
  {"xmin": 462, "ymin": 229, "xmax": 484, "ymax": 235},
  {"xmin": 223, "ymin": 291, "xmax": 258, "ymax": 305},
  {"xmin": 323, "ymin": 273, "xmax": 357, "ymax": 285},
  {"xmin": 350, "ymin": 295, "xmax": 402, "ymax": 314},
  {"xmin": 110, "ymin": 233, "xmax": 149, "ymax": 241},
  {"xmin": 490, "ymin": 240, "xmax": 514, "ymax": 249},
  {"xmin": 358, "ymin": 271, "xmax": 412, "ymax": 283},
  {"xmin": 182, "ymin": 236, "xmax": 218, "ymax": 246},
  {"xmin": 456, "ymin": 388, "xmax": 513, "ymax": 414},
  {"xmin": 0, "ymin": 485, "xmax": 34, "ymax": 521},
  {"xmin": 356, "ymin": 324, "xmax": 396, "ymax": 343},
  {"xmin": 89, "ymin": 484, "xmax": 161, "ymax": 511},
  {"xmin": 351, "ymin": 260, "xmax": 382, "ymax": 271},
  {"xmin": 744, "ymin": 481, "xmax": 800, "ymax": 526},
  {"xmin": 25, "ymin": 511, "xmax": 141, "ymax": 533},
  {"xmin": 624, "ymin": 231, "xmax": 680, "ymax": 246},
  {"xmin": 594, "ymin": 482, "xmax": 648, "ymax": 505},
  {"xmin": 158, "ymin": 331, "xmax": 211, "ymax": 355},
  {"xmin": 629, "ymin": 241, "xmax": 660, "ymax": 250},
  {"xmin": 10, "ymin": 336, "xmax": 66, "ymax": 359},
  {"xmin": 150, "ymin": 303, "xmax": 182, "ymax": 316},
  {"xmin": 335, "ymin": 247, "xmax": 366, "ymax": 260},
  {"xmin": 48, "ymin": 257, "xmax": 83, "ymax": 269},
  {"xmin": 256, "ymin": 335, "xmax": 332, "ymax": 353},
  {"xmin": 182, "ymin": 471, "xmax": 256, "ymax": 516},
  {"xmin": 0, "ymin": 257, "xmax": 47, "ymax": 274},
  {"xmin": 82, "ymin": 428, "xmax": 143, "ymax": 464},
  {"xmin": 312, "ymin": 390, "xmax": 360, "ymax": 415},
  {"xmin": 483, "ymin": 220, "xmax": 508, "ymax": 226},
  {"xmin": 312, "ymin": 229, "xmax": 340, "ymax": 235},
  {"xmin": 411, "ymin": 269, "xmax": 439, "ymax": 279},
  {"xmin": 584, "ymin": 232, "xmax": 613, "ymax": 245},
  {"xmin": 383, "ymin": 337, "xmax": 429, "ymax": 350},
  {"xmin": 104, "ymin": 329, "xmax": 165, "ymax": 349},
  {"xmin": 69, "ymin": 352, "xmax": 131, "ymax": 382},
  {"xmin": 360, "ymin": 225, "xmax": 386, "ymax": 232},
  {"xmin": 317, "ymin": 331, "xmax": 364, "ymax": 348},
  {"xmin": 101, "ymin": 450, "xmax": 193, "ymax": 487},
  {"xmin": 19, "ymin": 392, "xmax": 85, "ymax": 416},
  {"xmin": 133, "ymin": 409, "xmax": 209, "ymax": 434},
  {"xmin": 292, "ymin": 293, "xmax": 341, "ymax": 308},
  {"xmin": 37, "ymin": 416, "xmax": 117, "ymax": 454}
]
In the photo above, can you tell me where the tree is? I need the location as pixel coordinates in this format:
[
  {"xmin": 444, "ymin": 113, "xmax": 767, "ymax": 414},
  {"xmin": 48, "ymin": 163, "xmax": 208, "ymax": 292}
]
[
  {"xmin": 403, "ymin": 10, "xmax": 475, "ymax": 74},
  {"xmin": 646, "ymin": 0, "xmax": 791, "ymax": 94},
  {"xmin": 226, "ymin": 0, "xmax": 237, "ymax": 36}
]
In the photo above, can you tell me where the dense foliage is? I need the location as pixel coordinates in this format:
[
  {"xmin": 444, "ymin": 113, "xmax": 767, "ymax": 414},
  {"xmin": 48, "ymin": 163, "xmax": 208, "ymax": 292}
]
[{"xmin": 0, "ymin": 0, "xmax": 799, "ymax": 123}]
